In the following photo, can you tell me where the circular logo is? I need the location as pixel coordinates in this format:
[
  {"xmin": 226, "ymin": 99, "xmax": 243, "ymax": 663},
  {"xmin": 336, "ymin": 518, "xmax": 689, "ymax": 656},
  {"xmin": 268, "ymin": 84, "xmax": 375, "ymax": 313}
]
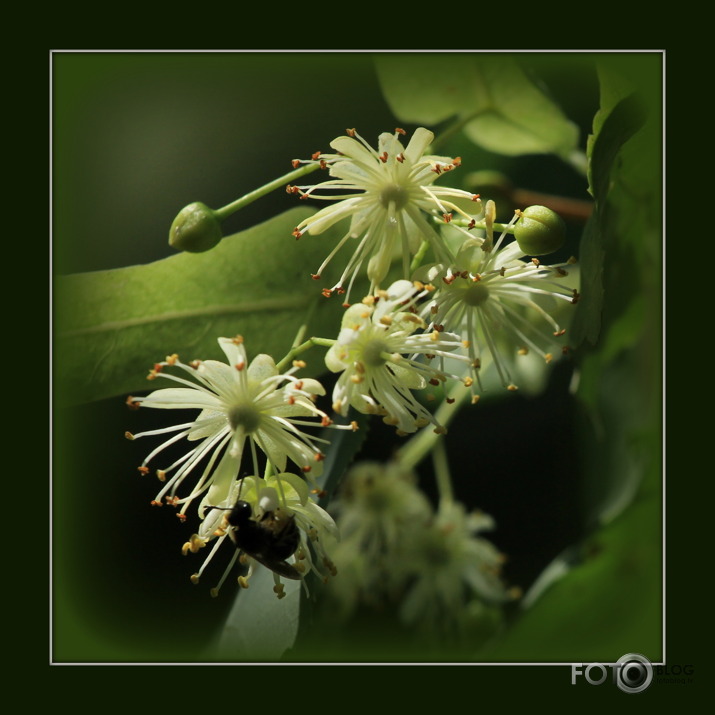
[{"xmin": 615, "ymin": 653, "xmax": 653, "ymax": 693}]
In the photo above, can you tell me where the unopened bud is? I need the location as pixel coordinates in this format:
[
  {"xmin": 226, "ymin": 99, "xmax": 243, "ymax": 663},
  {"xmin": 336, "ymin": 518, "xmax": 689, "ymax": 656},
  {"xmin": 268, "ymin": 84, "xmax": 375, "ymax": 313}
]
[
  {"xmin": 169, "ymin": 202, "xmax": 223, "ymax": 253},
  {"xmin": 514, "ymin": 205, "xmax": 565, "ymax": 256}
]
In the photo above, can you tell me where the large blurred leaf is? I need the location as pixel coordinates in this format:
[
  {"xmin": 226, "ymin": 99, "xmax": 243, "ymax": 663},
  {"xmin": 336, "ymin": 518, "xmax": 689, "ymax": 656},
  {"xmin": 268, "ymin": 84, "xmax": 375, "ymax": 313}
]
[
  {"xmin": 55, "ymin": 208, "xmax": 352, "ymax": 405},
  {"xmin": 570, "ymin": 64, "xmax": 652, "ymax": 349},
  {"xmin": 375, "ymin": 54, "xmax": 579, "ymax": 158}
]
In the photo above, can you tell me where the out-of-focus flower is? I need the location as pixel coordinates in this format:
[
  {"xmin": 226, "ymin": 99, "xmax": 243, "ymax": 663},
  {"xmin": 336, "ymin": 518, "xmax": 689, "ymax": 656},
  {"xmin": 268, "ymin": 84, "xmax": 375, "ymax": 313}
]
[
  {"xmin": 398, "ymin": 500, "xmax": 514, "ymax": 632},
  {"xmin": 324, "ymin": 462, "xmax": 432, "ymax": 618}
]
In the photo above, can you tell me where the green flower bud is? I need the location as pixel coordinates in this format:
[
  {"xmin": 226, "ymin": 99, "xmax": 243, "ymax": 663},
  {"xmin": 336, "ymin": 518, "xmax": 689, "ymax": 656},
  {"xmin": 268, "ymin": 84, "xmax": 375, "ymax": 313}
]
[
  {"xmin": 513, "ymin": 205, "xmax": 565, "ymax": 256},
  {"xmin": 169, "ymin": 202, "xmax": 223, "ymax": 253}
]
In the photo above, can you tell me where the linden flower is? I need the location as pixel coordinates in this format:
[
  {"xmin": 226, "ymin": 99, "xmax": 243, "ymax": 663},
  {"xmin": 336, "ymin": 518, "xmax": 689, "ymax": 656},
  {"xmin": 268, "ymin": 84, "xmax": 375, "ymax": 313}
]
[
  {"xmin": 184, "ymin": 473, "xmax": 339, "ymax": 598},
  {"xmin": 325, "ymin": 280, "xmax": 471, "ymax": 434},
  {"xmin": 325, "ymin": 462, "xmax": 432, "ymax": 617},
  {"xmin": 289, "ymin": 127, "xmax": 481, "ymax": 302},
  {"xmin": 331, "ymin": 462, "xmax": 432, "ymax": 568},
  {"xmin": 419, "ymin": 216, "xmax": 579, "ymax": 399},
  {"xmin": 398, "ymin": 500, "xmax": 513, "ymax": 631},
  {"xmin": 125, "ymin": 336, "xmax": 339, "ymax": 518}
]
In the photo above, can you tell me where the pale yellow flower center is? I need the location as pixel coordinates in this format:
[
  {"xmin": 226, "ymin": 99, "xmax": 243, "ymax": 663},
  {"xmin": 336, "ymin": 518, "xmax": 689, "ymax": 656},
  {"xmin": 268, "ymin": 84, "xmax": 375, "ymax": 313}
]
[
  {"xmin": 228, "ymin": 403, "xmax": 261, "ymax": 433},
  {"xmin": 363, "ymin": 338, "xmax": 390, "ymax": 367},
  {"xmin": 463, "ymin": 282, "xmax": 490, "ymax": 307},
  {"xmin": 379, "ymin": 184, "xmax": 409, "ymax": 210}
]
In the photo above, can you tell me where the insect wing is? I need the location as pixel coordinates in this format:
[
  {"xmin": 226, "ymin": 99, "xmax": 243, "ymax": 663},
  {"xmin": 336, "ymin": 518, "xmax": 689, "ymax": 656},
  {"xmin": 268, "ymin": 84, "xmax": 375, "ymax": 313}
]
[{"xmin": 252, "ymin": 554, "xmax": 303, "ymax": 581}]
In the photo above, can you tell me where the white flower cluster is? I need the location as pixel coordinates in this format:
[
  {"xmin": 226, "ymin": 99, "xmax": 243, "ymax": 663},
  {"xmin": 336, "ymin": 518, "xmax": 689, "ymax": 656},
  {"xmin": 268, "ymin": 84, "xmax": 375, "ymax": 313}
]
[
  {"xmin": 126, "ymin": 336, "xmax": 351, "ymax": 595},
  {"xmin": 292, "ymin": 128, "xmax": 578, "ymax": 404},
  {"xmin": 324, "ymin": 462, "xmax": 515, "ymax": 632},
  {"xmin": 127, "ymin": 126, "xmax": 578, "ymax": 617},
  {"xmin": 325, "ymin": 279, "xmax": 472, "ymax": 435}
]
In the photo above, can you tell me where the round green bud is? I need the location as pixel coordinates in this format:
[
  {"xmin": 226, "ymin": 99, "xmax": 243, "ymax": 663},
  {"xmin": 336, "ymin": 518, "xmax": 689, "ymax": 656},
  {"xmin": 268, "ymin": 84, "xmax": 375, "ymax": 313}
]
[
  {"xmin": 513, "ymin": 205, "xmax": 566, "ymax": 256},
  {"xmin": 169, "ymin": 202, "xmax": 223, "ymax": 253}
]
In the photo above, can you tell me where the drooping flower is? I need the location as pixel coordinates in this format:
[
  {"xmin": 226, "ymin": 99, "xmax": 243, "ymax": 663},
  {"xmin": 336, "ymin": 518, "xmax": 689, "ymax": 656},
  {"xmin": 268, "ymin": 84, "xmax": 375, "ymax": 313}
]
[
  {"xmin": 397, "ymin": 499, "xmax": 516, "ymax": 632},
  {"xmin": 126, "ymin": 336, "xmax": 346, "ymax": 519},
  {"xmin": 323, "ymin": 463, "xmax": 515, "ymax": 632},
  {"xmin": 325, "ymin": 462, "xmax": 432, "ymax": 618},
  {"xmin": 289, "ymin": 127, "xmax": 482, "ymax": 302},
  {"xmin": 183, "ymin": 473, "xmax": 339, "ymax": 598},
  {"xmin": 418, "ymin": 207, "xmax": 579, "ymax": 399},
  {"xmin": 324, "ymin": 280, "xmax": 472, "ymax": 434}
]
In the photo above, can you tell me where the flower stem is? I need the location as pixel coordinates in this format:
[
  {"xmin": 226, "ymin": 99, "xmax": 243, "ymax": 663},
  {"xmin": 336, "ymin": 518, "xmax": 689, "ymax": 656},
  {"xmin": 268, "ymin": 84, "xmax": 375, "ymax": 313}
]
[
  {"xmin": 395, "ymin": 381, "xmax": 470, "ymax": 471},
  {"xmin": 437, "ymin": 216, "xmax": 516, "ymax": 234},
  {"xmin": 275, "ymin": 337, "xmax": 336, "ymax": 373},
  {"xmin": 213, "ymin": 163, "xmax": 321, "ymax": 222},
  {"xmin": 431, "ymin": 437, "xmax": 454, "ymax": 506},
  {"xmin": 410, "ymin": 240, "xmax": 431, "ymax": 274},
  {"xmin": 430, "ymin": 110, "xmax": 484, "ymax": 152}
]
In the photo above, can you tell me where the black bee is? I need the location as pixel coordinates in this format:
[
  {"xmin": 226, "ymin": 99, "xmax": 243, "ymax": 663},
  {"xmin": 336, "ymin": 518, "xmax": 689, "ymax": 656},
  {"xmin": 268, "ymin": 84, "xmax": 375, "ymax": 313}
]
[{"xmin": 220, "ymin": 499, "xmax": 302, "ymax": 580}]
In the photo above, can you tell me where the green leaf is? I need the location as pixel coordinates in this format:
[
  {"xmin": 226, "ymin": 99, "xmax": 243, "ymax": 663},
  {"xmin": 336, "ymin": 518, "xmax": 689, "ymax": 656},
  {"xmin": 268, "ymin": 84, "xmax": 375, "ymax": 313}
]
[
  {"xmin": 376, "ymin": 54, "xmax": 579, "ymax": 158},
  {"xmin": 375, "ymin": 53, "xmax": 480, "ymax": 125},
  {"xmin": 569, "ymin": 215, "xmax": 603, "ymax": 347},
  {"xmin": 587, "ymin": 92, "xmax": 646, "ymax": 204},
  {"xmin": 55, "ymin": 208, "xmax": 353, "ymax": 405},
  {"xmin": 480, "ymin": 493, "xmax": 662, "ymax": 662},
  {"xmin": 571, "ymin": 71, "xmax": 652, "ymax": 349},
  {"xmin": 211, "ymin": 565, "xmax": 302, "ymax": 661},
  {"xmin": 317, "ymin": 412, "xmax": 370, "ymax": 506}
]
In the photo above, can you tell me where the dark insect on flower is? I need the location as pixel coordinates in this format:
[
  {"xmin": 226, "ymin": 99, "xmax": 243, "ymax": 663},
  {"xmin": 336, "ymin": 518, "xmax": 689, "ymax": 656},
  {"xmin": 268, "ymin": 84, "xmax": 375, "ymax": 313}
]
[{"xmin": 216, "ymin": 499, "xmax": 302, "ymax": 581}]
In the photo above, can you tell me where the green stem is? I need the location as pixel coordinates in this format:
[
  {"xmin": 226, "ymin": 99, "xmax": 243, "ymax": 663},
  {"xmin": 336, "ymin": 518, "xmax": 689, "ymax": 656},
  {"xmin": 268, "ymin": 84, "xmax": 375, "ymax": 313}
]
[
  {"xmin": 431, "ymin": 438, "xmax": 454, "ymax": 505},
  {"xmin": 396, "ymin": 381, "xmax": 471, "ymax": 471},
  {"xmin": 275, "ymin": 337, "xmax": 336, "ymax": 373},
  {"xmin": 410, "ymin": 240, "xmax": 431, "ymax": 274},
  {"xmin": 214, "ymin": 163, "xmax": 321, "ymax": 222},
  {"xmin": 430, "ymin": 110, "xmax": 484, "ymax": 153},
  {"xmin": 435, "ymin": 216, "xmax": 516, "ymax": 234}
]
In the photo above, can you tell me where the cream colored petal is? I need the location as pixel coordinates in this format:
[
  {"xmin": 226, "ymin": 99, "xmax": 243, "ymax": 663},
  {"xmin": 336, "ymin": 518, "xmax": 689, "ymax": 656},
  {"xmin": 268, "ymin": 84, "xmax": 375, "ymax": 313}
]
[
  {"xmin": 403, "ymin": 127, "xmax": 434, "ymax": 165},
  {"xmin": 246, "ymin": 353, "xmax": 278, "ymax": 383},
  {"xmin": 140, "ymin": 387, "xmax": 221, "ymax": 410},
  {"xmin": 330, "ymin": 135, "xmax": 377, "ymax": 169},
  {"xmin": 325, "ymin": 343, "xmax": 349, "ymax": 373},
  {"xmin": 217, "ymin": 337, "xmax": 247, "ymax": 366},
  {"xmin": 302, "ymin": 197, "xmax": 364, "ymax": 235},
  {"xmin": 187, "ymin": 411, "xmax": 226, "ymax": 440},
  {"xmin": 267, "ymin": 472, "xmax": 310, "ymax": 506}
]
